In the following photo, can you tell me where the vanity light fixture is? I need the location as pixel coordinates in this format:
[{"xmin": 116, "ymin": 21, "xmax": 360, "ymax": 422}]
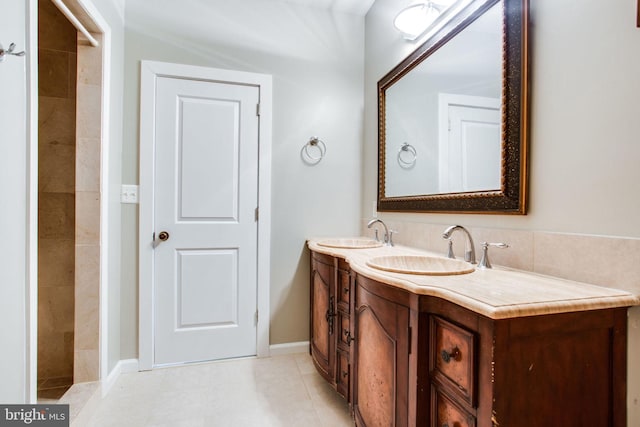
[{"xmin": 393, "ymin": 0, "xmax": 457, "ymax": 41}]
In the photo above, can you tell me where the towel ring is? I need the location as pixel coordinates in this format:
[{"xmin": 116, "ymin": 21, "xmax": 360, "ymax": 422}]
[
  {"xmin": 0, "ymin": 43, "xmax": 25, "ymax": 63},
  {"xmin": 397, "ymin": 143, "xmax": 417, "ymax": 168},
  {"xmin": 301, "ymin": 137, "xmax": 326, "ymax": 165}
]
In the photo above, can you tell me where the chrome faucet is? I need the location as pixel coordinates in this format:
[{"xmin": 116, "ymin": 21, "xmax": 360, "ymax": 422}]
[
  {"xmin": 367, "ymin": 218, "xmax": 394, "ymax": 246},
  {"xmin": 442, "ymin": 225, "xmax": 476, "ymax": 264}
]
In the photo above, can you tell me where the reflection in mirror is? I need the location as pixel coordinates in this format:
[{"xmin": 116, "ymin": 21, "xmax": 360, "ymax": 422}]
[
  {"xmin": 378, "ymin": 0, "xmax": 529, "ymax": 214},
  {"xmin": 385, "ymin": 4, "xmax": 502, "ymax": 196}
]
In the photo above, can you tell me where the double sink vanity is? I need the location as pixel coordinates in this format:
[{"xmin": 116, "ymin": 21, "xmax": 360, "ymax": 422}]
[
  {"xmin": 307, "ymin": 232, "xmax": 639, "ymax": 427},
  {"xmin": 313, "ymin": 0, "xmax": 640, "ymax": 424}
]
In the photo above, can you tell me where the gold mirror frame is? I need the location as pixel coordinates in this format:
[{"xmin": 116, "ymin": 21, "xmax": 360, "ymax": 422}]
[{"xmin": 378, "ymin": 0, "xmax": 529, "ymax": 214}]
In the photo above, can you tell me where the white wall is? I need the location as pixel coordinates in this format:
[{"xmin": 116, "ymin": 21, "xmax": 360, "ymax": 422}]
[
  {"xmin": 120, "ymin": 0, "xmax": 364, "ymax": 356},
  {"xmin": 0, "ymin": 0, "xmax": 35, "ymax": 404}
]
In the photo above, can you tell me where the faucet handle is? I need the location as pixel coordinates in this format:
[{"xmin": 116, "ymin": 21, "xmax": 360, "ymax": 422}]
[
  {"xmin": 388, "ymin": 230, "xmax": 397, "ymax": 247},
  {"xmin": 445, "ymin": 238, "xmax": 455, "ymax": 259},
  {"xmin": 478, "ymin": 242, "xmax": 509, "ymax": 269}
]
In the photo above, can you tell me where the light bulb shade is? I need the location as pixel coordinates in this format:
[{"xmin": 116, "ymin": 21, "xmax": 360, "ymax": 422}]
[{"xmin": 394, "ymin": 2, "xmax": 443, "ymax": 40}]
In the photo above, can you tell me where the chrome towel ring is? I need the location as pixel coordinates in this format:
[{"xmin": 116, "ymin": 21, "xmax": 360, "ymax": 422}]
[
  {"xmin": 0, "ymin": 43, "xmax": 25, "ymax": 62},
  {"xmin": 397, "ymin": 142, "xmax": 417, "ymax": 168},
  {"xmin": 301, "ymin": 136, "xmax": 326, "ymax": 165}
]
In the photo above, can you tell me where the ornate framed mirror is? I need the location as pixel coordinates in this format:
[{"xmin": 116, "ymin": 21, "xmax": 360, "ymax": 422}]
[{"xmin": 377, "ymin": 0, "xmax": 529, "ymax": 214}]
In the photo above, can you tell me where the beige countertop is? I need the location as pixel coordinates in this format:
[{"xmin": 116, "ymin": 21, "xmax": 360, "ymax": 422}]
[{"xmin": 308, "ymin": 238, "xmax": 640, "ymax": 320}]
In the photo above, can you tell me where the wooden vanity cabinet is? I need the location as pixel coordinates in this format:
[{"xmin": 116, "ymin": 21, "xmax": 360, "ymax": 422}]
[
  {"xmin": 310, "ymin": 251, "xmax": 628, "ymax": 427},
  {"xmin": 352, "ymin": 275, "xmax": 413, "ymax": 427},
  {"xmin": 309, "ymin": 251, "xmax": 355, "ymax": 401}
]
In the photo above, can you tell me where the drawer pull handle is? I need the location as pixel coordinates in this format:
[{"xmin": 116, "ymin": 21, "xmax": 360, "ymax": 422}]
[
  {"xmin": 441, "ymin": 347, "xmax": 461, "ymax": 363},
  {"xmin": 344, "ymin": 287, "xmax": 349, "ymax": 294},
  {"xmin": 345, "ymin": 330, "xmax": 356, "ymax": 345},
  {"xmin": 342, "ymin": 370, "xmax": 348, "ymax": 378}
]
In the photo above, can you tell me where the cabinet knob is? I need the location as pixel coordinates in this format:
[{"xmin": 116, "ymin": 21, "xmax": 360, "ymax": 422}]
[
  {"xmin": 345, "ymin": 330, "xmax": 356, "ymax": 345},
  {"xmin": 441, "ymin": 347, "xmax": 461, "ymax": 363}
]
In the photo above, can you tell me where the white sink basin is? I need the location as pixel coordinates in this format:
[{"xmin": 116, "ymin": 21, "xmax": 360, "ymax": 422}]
[
  {"xmin": 366, "ymin": 255, "xmax": 474, "ymax": 276},
  {"xmin": 316, "ymin": 238, "xmax": 383, "ymax": 249}
]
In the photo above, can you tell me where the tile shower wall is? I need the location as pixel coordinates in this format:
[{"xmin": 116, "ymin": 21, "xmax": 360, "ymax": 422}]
[
  {"xmin": 74, "ymin": 33, "xmax": 102, "ymax": 383},
  {"xmin": 38, "ymin": 0, "xmax": 77, "ymax": 394}
]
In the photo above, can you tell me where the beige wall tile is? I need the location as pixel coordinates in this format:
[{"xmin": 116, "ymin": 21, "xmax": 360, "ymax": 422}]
[
  {"xmin": 77, "ymin": 42, "xmax": 102, "ymax": 86},
  {"xmin": 534, "ymin": 232, "xmax": 640, "ymax": 294},
  {"xmin": 38, "ymin": 238, "xmax": 74, "ymax": 287},
  {"xmin": 39, "ymin": 141, "xmax": 75, "ymax": 193},
  {"xmin": 38, "ymin": 285, "xmax": 75, "ymax": 335},
  {"xmin": 69, "ymin": 52, "xmax": 77, "ymax": 100},
  {"xmin": 39, "ymin": 49, "xmax": 72, "ymax": 98},
  {"xmin": 75, "ymin": 191, "xmax": 100, "ymax": 244},
  {"xmin": 74, "ymin": 350, "xmax": 99, "ymax": 383},
  {"xmin": 76, "ymin": 138, "xmax": 100, "ymax": 192},
  {"xmin": 38, "ymin": 0, "xmax": 77, "ymax": 52},
  {"xmin": 38, "ymin": 331, "xmax": 74, "ymax": 380},
  {"xmin": 38, "ymin": 193, "xmax": 75, "ymax": 240},
  {"xmin": 76, "ymin": 84, "xmax": 102, "ymax": 139},
  {"xmin": 75, "ymin": 244, "xmax": 100, "ymax": 351},
  {"xmin": 39, "ymin": 97, "xmax": 76, "ymax": 146}
]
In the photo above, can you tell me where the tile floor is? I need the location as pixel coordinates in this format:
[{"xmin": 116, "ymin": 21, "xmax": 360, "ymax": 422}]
[{"xmin": 87, "ymin": 353, "xmax": 354, "ymax": 427}]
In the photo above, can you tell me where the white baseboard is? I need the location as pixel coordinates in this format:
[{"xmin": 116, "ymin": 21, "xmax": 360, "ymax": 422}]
[
  {"xmin": 102, "ymin": 358, "xmax": 139, "ymax": 397},
  {"xmin": 269, "ymin": 341, "xmax": 309, "ymax": 356}
]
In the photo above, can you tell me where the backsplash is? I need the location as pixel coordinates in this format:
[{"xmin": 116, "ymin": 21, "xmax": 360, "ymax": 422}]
[{"xmin": 361, "ymin": 219, "xmax": 640, "ymax": 296}]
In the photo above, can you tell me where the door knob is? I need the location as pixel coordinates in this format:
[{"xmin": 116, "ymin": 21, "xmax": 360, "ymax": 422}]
[{"xmin": 158, "ymin": 231, "xmax": 170, "ymax": 241}]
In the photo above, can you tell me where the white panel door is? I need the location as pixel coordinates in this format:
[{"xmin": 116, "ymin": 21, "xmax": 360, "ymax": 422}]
[
  {"xmin": 438, "ymin": 94, "xmax": 500, "ymax": 193},
  {"xmin": 153, "ymin": 76, "xmax": 259, "ymax": 365}
]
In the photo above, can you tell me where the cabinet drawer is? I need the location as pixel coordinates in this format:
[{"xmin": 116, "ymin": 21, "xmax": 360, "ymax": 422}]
[
  {"xmin": 337, "ymin": 262, "xmax": 351, "ymax": 310},
  {"xmin": 336, "ymin": 349, "xmax": 350, "ymax": 400},
  {"xmin": 338, "ymin": 311, "xmax": 353, "ymax": 348},
  {"xmin": 430, "ymin": 316, "xmax": 476, "ymax": 405},
  {"xmin": 431, "ymin": 387, "xmax": 476, "ymax": 427}
]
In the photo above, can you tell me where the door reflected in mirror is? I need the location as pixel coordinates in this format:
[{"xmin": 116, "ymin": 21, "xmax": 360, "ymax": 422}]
[{"xmin": 378, "ymin": 0, "xmax": 529, "ymax": 214}]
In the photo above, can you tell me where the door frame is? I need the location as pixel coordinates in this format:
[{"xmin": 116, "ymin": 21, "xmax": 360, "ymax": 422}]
[
  {"xmin": 138, "ymin": 61, "xmax": 272, "ymax": 370},
  {"xmin": 23, "ymin": 0, "xmax": 112, "ymax": 401}
]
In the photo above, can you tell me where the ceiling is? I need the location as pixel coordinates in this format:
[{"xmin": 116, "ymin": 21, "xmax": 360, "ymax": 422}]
[{"xmin": 256, "ymin": 0, "xmax": 376, "ymax": 15}]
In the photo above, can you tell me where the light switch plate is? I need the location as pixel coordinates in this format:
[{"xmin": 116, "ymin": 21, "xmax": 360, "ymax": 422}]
[{"xmin": 121, "ymin": 185, "xmax": 139, "ymax": 204}]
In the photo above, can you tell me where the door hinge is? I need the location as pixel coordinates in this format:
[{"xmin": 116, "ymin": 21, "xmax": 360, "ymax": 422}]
[
  {"xmin": 408, "ymin": 326, "xmax": 412, "ymax": 354},
  {"xmin": 256, "ymin": 103, "xmax": 260, "ymax": 116},
  {"xmin": 255, "ymin": 310, "xmax": 259, "ymax": 325},
  {"xmin": 255, "ymin": 207, "xmax": 259, "ymax": 221}
]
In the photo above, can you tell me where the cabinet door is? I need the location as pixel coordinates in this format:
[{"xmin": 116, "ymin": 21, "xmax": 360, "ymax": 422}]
[
  {"xmin": 353, "ymin": 279, "xmax": 410, "ymax": 427},
  {"xmin": 310, "ymin": 254, "xmax": 335, "ymax": 383}
]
